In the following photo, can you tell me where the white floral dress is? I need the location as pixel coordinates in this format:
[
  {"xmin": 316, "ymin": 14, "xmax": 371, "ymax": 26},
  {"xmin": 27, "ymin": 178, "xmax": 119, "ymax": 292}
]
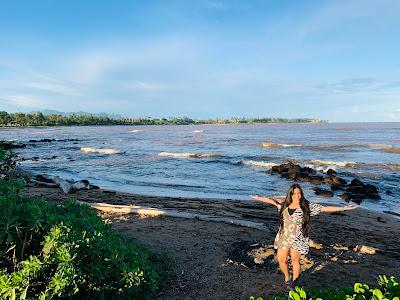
[{"xmin": 274, "ymin": 202, "xmax": 322, "ymax": 255}]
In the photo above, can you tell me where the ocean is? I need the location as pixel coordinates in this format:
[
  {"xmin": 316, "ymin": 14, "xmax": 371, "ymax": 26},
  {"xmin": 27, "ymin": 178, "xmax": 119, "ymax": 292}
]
[{"xmin": 2, "ymin": 122, "xmax": 399, "ymax": 214}]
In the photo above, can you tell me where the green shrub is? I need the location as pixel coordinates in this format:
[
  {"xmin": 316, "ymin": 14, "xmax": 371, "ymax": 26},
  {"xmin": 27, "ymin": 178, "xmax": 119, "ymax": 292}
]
[
  {"xmin": 0, "ymin": 148, "xmax": 17, "ymax": 178},
  {"xmin": 0, "ymin": 179, "xmax": 165, "ymax": 299},
  {"xmin": 250, "ymin": 275, "xmax": 399, "ymax": 300}
]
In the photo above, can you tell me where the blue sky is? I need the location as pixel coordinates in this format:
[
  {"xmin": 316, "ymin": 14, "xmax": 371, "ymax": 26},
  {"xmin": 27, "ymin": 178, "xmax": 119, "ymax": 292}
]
[{"xmin": 0, "ymin": 0, "xmax": 399, "ymax": 122}]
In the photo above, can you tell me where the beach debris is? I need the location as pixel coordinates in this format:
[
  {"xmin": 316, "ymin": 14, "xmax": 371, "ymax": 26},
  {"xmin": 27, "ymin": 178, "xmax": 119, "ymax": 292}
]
[
  {"xmin": 32, "ymin": 174, "xmax": 95, "ymax": 194},
  {"xmin": 226, "ymin": 240, "xmax": 277, "ymax": 269},
  {"xmin": 248, "ymin": 245, "xmax": 275, "ymax": 265},
  {"xmin": 332, "ymin": 244, "xmax": 349, "ymax": 251},
  {"xmin": 79, "ymin": 201, "xmax": 273, "ymax": 232},
  {"xmin": 354, "ymin": 245, "xmax": 377, "ymax": 255},
  {"xmin": 309, "ymin": 239, "xmax": 323, "ymax": 249}
]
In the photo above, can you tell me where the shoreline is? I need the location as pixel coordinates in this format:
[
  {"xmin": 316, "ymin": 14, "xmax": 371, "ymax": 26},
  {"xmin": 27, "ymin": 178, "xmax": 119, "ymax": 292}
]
[{"xmin": 22, "ymin": 179, "xmax": 400, "ymax": 299}]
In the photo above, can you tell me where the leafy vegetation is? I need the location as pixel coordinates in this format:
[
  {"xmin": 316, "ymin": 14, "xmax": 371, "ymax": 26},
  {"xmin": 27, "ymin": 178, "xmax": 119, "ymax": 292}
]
[
  {"xmin": 0, "ymin": 148, "xmax": 17, "ymax": 178},
  {"xmin": 0, "ymin": 149, "xmax": 166, "ymax": 299},
  {"xmin": 0, "ymin": 110, "xmax": 324, "ymax": 127},
  {"xmin": 250, "ymin": 275, "xmax": 400, "ymax": 300}
]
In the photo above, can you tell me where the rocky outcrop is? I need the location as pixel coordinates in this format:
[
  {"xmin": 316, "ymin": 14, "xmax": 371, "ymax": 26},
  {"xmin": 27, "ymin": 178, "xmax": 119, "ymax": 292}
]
[
  {"xmin": 28, "ymin": 138, "xmax": 80, "ymax": 143},
  {"xmin": 268, "ymin": 162, "xmax": 380, "ymax": 202},
  {"xmin": 0, "ymin": 141, "xmax": 26, "ymax": 149},
  {"xmin": 338, "ymin": 179, "xmax": 381, "ymax": 202}
]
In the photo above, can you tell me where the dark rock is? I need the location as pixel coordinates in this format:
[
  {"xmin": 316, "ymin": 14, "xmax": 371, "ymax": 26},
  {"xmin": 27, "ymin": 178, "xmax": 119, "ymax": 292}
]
[
  {"xmin": 330, "ymin": 185, "xmax": 344, "ymax": 191},
  {"xmin": 29, "ymin": 138, "xmax": 56, "ymax": 143},
  {"xmin": 313, "ymin": 188, "xmax": 333, "ymax": 197},
  {"xmin": 346, "ymin": 186, "xmax": 366, "ymax": 194},
  {"xmin": 339, "ymin": 193, "xmax": 353, "ymax": 201},
  {"xmin": 364, "ymin": 184, "xmax": 378, "ymax": 194},
  {"xmin": 0, "ymin": 141, "xmax": 26, "ymax": 149},
  {"xmin": 323, "ymin": 175, "xmax": 347, "ymax": 186},
  {"xmin": 383, "ymin": 211, "xmax": 400, "ymax": 217},
  {"xmin": 327, "ymin": 169, "xmax": 337, "ymax": 175},
  {"xmin": 349, "ymin": 178, "xmax": 364, "ymax": 187},
  {"xmin": 308, "ymin": 175, "xmax": 324, "ymax": 185}
]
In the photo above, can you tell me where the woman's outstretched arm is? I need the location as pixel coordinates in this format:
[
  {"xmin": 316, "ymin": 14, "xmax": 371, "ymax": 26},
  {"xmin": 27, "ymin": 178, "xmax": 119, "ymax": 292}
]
[
  {"xmin": 320, "ymin": 204, "xmax": 358, "ymax": 213},
  {"xmin": 250, "ymin": 195, "xmax": 282, "ymax": 208}
]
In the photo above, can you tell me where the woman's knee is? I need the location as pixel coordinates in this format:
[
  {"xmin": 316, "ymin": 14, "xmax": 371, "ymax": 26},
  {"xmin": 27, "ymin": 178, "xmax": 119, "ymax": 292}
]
[{"xmin": 277, "ymin": 252, "xmax": 289, "ymax": 264}]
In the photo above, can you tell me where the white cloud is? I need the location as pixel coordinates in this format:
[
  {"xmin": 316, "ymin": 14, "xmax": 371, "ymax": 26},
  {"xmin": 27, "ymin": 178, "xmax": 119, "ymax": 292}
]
[
  {"xmin": 298, "ymin": 0, "xmax": 400, "ymax": 39},
  {"xmin": 6, "ymin": 95, "xmax": 45, "ymax": 108}
]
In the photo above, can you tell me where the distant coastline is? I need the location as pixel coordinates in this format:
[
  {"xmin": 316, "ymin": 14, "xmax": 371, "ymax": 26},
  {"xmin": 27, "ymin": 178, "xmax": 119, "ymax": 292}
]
[{"xmin": 0, "ymin": 111, "xmax": 326, "ymax": 127}]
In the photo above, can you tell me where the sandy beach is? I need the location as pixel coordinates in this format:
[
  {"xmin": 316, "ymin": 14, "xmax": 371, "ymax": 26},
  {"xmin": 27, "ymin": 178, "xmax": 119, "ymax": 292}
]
[{"xmin": 23, "ymin": 182, "xmax": 400, "ymax": 300}]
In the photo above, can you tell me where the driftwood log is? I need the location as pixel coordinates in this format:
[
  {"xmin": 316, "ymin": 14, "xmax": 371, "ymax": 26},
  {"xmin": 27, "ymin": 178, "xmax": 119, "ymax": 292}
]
[
  {"xmin": 32, "ymin": 174, "xmax": 90, "ymax": 194},
  {"xmin": 79, "ymin": 201, "xmax": 272, "ymax": 232}
]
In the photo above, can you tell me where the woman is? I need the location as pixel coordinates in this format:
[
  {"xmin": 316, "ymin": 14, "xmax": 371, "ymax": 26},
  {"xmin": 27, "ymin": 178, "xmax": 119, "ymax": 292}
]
[{"xmin": 250, "ymin": 184, "xmax": 357, "ymax": 289}]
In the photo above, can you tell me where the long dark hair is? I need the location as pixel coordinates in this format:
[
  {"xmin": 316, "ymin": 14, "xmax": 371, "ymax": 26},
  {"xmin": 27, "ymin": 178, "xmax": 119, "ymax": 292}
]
[{"xmin": 279, "ymin": 184, "xmax": 311, "ymax": 237}]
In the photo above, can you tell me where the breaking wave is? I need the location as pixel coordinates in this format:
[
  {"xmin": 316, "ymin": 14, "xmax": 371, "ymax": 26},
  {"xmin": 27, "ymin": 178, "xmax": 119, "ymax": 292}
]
[
  {"xmin": 310, "ymin": 159, "xmax": 357, "ymax": 168},
  {"xmin": 261, "ymin": 141, "xmax": 301, "ymax": 148},
  {"xmin": 367, "ymin": 144, "xmax": 392, "ymax": 149},
  {"xmin": 158, "ymin": 152, "xmax": 219, "ymax": 159},
  {"xmin": 192, "ymin": 129, "xmax": 205, "ymax": 133},
  {"xmin": 80, "ymin": 147, "xmax": 121, "ymax": 155},
  {"xmin": 238, "ymin": 160, "xmax": 278, "ymax": 168},
  {"xmin": 131, "ymin": 129, "xmax": 142, "ymax": 133}
]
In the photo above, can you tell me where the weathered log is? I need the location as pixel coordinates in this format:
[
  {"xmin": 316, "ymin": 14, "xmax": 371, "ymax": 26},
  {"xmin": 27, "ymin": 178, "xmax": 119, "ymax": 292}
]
[
  {"xmin": 30, "ymin": 179, "xmax": 59, "ymax": 188},
  {"xmin": 79, "ymin": 201, "xmax": 272, "ymax": 232}
]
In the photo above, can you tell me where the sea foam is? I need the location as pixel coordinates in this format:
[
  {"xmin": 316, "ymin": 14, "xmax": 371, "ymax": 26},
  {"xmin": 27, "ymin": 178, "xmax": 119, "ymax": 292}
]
[
  {"xmin": 80, "ymin": 147, "xmax": 120, "ymax": 155},
  {"xmin": 261, "ymin": 141, "xmax": 301, "ymax": 148},
  {"xmin": 311, "ymin": 159, "xmax": 356, "ymax": 168},
  {"xmin": 158, "ymin": 152, "xmax": 218, "ymax": 158},
  {"xmin": 239, "ymin": 160, "xmax": 278, "ymax": 168}
]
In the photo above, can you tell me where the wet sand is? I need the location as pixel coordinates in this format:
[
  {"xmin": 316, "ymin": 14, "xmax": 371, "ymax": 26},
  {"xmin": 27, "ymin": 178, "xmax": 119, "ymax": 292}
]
[{"xmin": 23, "ymin": 183, "xmax": 400, "ymax": 299}]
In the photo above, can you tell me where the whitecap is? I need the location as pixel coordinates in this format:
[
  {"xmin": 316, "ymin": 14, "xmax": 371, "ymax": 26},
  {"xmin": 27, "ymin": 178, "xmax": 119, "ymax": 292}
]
[
  {"xmin": 158, "ymin": 152, "xmax": 218, "ymax": 158},
  {"xmin": 131, "ymin": 129, "xmax": 142, "ymax": 133},
  {"xmin": 261, "ymin": 141, "xmax": 301, "ymax": 148},
  {"xmin": 240, "ymin": 160, "xmax": 278, "ymax": 168},
  {"xmin": 192, "ymin": 129, "xmax": 204, "ymax": 133},
  {"xmin": 311, "ymin": 159, "xmax": 356, "ymax": 168},
  {"xmin": 80, "ymin": 147, "xmax": 120, "ymax": 155},
  {"xmin": 367, "ymin": 144, "xmax": 392, "ymax": 149}
]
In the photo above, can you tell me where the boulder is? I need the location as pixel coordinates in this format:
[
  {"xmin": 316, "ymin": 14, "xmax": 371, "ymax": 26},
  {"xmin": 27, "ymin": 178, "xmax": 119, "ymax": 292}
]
[
  {"xmin": 0, "ymin": 141, "xmax": 26, "ymax": 150},
  {"xmin": 313, "ymin": 188, "xmax": 333, "ymax": 197},
  {"xmin": 326, "ymin": 169, "xmax": 337, "ymax": 175},
  {"xmin": 349, "ymin": 178, "xmax": 364, "ymax": 187}
]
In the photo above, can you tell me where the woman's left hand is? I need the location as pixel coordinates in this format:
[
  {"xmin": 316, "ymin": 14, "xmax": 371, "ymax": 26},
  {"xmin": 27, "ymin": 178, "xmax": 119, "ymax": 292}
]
[{"xmin": 343, "ymin": 204, "xmax": 359, "ymax": 211}]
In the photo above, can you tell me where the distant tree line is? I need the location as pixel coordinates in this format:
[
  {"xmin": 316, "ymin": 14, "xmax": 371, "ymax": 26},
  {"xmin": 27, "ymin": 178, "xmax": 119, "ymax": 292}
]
[{"xmin": 0, "ymin": 111, "xmax": 324, "ymax": 127}]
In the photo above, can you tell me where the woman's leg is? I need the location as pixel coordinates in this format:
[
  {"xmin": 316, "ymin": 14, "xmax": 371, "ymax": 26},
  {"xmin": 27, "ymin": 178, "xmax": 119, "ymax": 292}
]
[
  {"xmin": 276, "ymin": 248, "xmax": 291, "ymax": 282},
  {"xmin": 289, "ymin": 248, "xmax": 301, "ymax": 281}
]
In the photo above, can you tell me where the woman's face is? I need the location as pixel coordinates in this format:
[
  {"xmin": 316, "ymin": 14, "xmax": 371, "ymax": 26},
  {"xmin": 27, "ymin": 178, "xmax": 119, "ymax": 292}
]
[{"xmin": 291, "ymin": 187, "xmax": 302, "ymax": 203}]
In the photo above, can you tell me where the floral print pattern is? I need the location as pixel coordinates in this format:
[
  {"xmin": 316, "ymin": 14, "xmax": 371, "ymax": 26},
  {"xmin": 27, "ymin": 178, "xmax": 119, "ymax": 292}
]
[{"xmin": 274, "ymin": 202, "xmax": 322, "ymax": 255}]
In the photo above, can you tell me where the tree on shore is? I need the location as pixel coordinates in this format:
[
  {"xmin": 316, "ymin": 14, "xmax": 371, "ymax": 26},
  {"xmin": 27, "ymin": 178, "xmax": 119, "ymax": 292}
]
[{"xmin": 0, "ymin": 111, "xmax": 325, "ymax": 127}]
